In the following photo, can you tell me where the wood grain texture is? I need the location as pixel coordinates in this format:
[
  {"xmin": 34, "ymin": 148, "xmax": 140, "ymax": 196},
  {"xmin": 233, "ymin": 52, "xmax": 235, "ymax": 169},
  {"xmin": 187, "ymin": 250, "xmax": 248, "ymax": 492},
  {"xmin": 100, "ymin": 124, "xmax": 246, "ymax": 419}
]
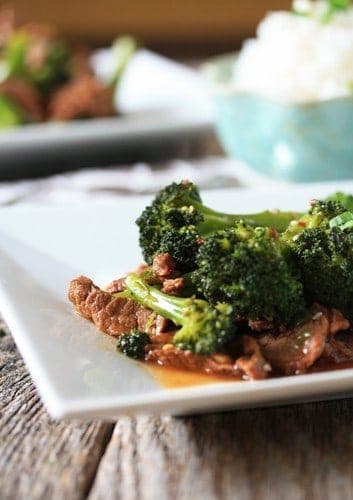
[
  {"xmin": 2, "ymin": 315, "xmax": 353, "ymax": 500},
  {"xmin": 0, "ymin": 323, "xmax": 113, "ymax": 500},
  {"xmin": 89, "ymin": 407, "xmax": 353, "ymax": 500}
]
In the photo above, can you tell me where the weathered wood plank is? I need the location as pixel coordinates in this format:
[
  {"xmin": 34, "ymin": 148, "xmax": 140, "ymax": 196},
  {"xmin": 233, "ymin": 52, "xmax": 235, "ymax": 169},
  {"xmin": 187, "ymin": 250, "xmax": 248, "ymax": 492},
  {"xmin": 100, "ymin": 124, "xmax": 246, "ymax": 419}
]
[
  {"xmin": 3, "ymin": 311, "xmax": 353, "ymax": 500},
  {"xmin": 0, "ymin": 323, "xmax": 114, "ymax": 500},
  {"xmin": 90, "ymin": 403, "xmax": 353, "ymax": 500}
]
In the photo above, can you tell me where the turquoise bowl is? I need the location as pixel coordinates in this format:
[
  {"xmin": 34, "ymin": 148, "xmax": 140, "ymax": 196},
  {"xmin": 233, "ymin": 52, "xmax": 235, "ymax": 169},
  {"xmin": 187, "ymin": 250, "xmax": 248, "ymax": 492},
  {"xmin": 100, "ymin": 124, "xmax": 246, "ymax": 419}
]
[{"xmin": 204, "ymin": 55, "xmax": 353, "ymax": 182}]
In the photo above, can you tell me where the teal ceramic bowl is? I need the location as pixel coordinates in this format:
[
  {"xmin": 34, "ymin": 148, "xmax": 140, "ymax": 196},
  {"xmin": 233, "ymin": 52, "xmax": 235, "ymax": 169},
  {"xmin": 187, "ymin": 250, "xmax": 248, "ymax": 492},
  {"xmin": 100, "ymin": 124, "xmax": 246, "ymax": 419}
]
[{"xmin": 204, "ymin": 55, "xmax": 353, "ymax": 182}]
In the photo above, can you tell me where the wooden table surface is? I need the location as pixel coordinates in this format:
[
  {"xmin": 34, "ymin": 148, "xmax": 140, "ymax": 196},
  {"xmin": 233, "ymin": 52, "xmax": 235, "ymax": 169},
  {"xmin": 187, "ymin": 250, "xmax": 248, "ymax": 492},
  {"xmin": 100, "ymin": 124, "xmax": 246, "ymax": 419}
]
[{"xmin": 2, "ymin": 313, "xmax": 353, "ymax": 500}]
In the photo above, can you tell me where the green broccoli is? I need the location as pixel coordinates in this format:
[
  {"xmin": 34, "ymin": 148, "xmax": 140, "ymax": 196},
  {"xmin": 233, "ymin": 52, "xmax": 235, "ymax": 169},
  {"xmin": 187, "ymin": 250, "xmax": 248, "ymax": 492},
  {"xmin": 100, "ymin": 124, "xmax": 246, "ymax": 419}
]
[
  {"xmin": 5, "ymin": 31, "xmax": 69, "ymax": 93},
  {"xmin": 117, "ymin": 330, "xmax": 151, "ymax": 360},
  {"xmin": 282, "ymin": 199, "xmax": 353, "ymax": 320},
  {"xmin": 192, "ymin": 222, "xmax": 306, "ymax": 324},
  {"xmin": 124, "ymin": 273, "xmax": 236, "ymax": 355},
  {"xmin": 326, "ymin": 192, "xmax": 353, "ymax": 212},
  {"xmin": 0, "ymin": 93, "xmax": 29, "ymax": 128},
  {"xmin": 136, "ymin": 180, "xmax": 302, "ymax": 273},
  {"xmin": 282, "ymin": 199, "xmax": 348, "ymax": 243}
]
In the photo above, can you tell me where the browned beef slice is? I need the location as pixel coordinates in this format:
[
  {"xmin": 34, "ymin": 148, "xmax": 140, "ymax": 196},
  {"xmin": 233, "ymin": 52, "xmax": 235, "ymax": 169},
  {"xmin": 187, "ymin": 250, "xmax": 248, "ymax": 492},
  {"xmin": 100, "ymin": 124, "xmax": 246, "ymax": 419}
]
[
  {"xmin": 152, "ymin": 253, "xmax": 180, "ymax": 279},
  {"xmin": 258, "ymin": 305, "xmax": 350, "ymax": 375},
  {"xmin": 49, "ymin": 74, "xmax": 115, "ymax": 120},
  {"xmin": 68, "ymin": 276, "xmax": 152, "ymax": 337},
  {"xmin": 161, "ymin": 278, "xmax": 185, "ymax": 295},
  {"xmin": 104, "ymin": 277, "xmax": 126, "ymax": 294},
  {"xmin": 146, "ymin": 335, "xmax": 270, "ymax": 380},
  {"xmin": 235, "ymin": 336, "xmax": 271, "ymax": 380},
  {"xmin": 154, "ymin": 315, "xmax": 170, "ymax": 335},
  {"xmin": 327, "ymin": 309, "xmax": 350, "ymax": 335},
  {"xmin": 146, "ymin": 345, "xmax": 241, "ymax": 377},
  {"xmin": 321, "ymin": 333, "xmax": 353, "ymax": 364}
]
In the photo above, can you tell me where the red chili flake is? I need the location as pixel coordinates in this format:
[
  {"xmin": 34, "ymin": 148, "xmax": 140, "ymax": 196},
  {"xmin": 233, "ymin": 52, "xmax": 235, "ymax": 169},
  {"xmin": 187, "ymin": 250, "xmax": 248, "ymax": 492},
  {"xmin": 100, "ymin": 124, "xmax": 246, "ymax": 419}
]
[
  {"xmin": 298, "ymin": 221, "xmax": 307, "ymax": 227},
  {"xmin": 196, "ymin": 238, "xmax": 205, "ymax": 245},
  {"xmin": 269, "ymin": 228, "xmax": 279, "ymax": 238}
]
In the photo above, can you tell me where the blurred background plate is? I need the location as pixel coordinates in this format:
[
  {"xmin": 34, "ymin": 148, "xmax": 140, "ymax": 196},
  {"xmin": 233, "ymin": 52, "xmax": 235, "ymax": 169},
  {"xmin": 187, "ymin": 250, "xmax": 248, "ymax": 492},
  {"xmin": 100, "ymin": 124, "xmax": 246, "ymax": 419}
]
[
  {"xmin": 0, "ymin": 44, "xmax": 214, "ymax": 179},
  {"xmin": 0, "ymin": 105, "xmax": 213, "ymax": 179}
]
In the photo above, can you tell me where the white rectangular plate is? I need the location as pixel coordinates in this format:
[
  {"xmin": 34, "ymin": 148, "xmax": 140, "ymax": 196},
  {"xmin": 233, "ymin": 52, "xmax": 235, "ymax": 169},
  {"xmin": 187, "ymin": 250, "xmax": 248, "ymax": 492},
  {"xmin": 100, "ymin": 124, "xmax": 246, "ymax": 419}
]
[{"xmin": 1, "ymin": 182, "xmax": 353, "ymax": 420}]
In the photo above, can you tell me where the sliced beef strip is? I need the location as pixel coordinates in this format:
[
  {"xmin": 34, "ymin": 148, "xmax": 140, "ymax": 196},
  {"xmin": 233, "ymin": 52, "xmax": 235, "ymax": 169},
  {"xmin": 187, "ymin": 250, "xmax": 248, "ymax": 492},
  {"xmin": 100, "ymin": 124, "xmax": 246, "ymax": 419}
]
[
  {"xmin": 68, "ymin": 276, "xmax": 153, "ymax": 337},
  {"xmin": 154, "ymin": 315, "xmax": 170, "ymax": 335},
  {"xmin": 161, "ymin": 278, "xmax": 185, "ymax": 296},
  {"xmin": 236, "ymin": 336, "xmax": 272, "ymax": 380},
  {"xmin": 146, "ymin": 344, "xmax": 242, "ymax": 378},
  {"xmin": 104, "ymin": 277, "xmax": 126, "ymax": 294},
  {"xmin": 146, "ymin": 335, "xmax": 269, "ymax": 380},
  {"xmin": 320, "ymin": 333, "xmax": 353, "ymax": 365},
  {"xmin": 258, "ymin": 305, "xmax": 350, "ymax": 375},
  {"xmin": 49, "ymin": 74, "xmax": 115, "ymax": 120},
  {"xmin": 152, "ymin": 253, "xmax": 180, "ymax": 280},
  {"xmin": 327, "ymin": 309, "xmax": 350, "ymax": 335}
]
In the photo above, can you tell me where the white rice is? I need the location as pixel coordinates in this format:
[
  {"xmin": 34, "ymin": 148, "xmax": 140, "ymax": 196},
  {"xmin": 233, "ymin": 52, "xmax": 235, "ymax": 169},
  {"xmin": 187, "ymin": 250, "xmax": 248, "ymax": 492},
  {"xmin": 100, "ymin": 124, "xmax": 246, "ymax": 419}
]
[{"xmin": 232, "ymin": 4, "xmax": 353, "ymax": 103}]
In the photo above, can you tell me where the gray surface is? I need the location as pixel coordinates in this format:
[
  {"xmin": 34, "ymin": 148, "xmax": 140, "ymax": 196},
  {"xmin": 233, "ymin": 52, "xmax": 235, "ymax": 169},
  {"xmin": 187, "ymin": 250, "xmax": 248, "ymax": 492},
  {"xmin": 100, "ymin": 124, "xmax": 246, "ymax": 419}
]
[{"xmin": 0, "ymin": 111, "xmax": 212, "ymax": 179}]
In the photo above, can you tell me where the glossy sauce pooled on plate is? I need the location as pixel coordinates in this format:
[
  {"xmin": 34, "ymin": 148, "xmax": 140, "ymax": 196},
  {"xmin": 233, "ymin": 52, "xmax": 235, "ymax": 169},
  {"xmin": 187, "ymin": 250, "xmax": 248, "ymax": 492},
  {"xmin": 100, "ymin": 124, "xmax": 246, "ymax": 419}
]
[{"xmin": 146, "ymin": 363, "xmax": 239, "ymax": 388}]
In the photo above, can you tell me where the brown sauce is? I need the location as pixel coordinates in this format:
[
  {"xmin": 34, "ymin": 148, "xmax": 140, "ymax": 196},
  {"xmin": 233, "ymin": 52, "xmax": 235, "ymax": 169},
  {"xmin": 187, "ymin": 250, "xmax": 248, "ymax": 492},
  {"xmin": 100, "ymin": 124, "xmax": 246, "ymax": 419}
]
[
  {"xmin": 146, "ymin": 362, "xmax": 239, "ymax": 389},
  {"xmin": 146, "ymin": 359, "xmax": 353, "ymax": 389}
]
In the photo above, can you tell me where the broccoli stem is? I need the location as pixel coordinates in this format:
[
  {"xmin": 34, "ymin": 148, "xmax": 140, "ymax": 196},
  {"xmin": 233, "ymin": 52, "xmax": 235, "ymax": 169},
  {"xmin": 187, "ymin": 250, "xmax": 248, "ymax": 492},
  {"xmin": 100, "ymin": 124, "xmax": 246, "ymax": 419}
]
[
  {"xmin": 0, "ymin": 94, "xmax": 28, "ymax": 128},
  {"xmin": 125, "ymin": 273, "xmax": 188, "ymax": 325},
  {"xmin": 124, "ymin": 273, "xmax": 236, "ymax": 354},
  {"xmin": 192, "ymin": 199, "xmax": 302, "ymax": 233}
]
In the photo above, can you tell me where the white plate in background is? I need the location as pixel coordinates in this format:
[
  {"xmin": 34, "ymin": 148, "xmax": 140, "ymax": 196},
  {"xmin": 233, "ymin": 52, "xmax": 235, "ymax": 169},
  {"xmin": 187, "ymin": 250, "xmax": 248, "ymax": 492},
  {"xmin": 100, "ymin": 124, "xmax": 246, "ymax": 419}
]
[
  {"xmin": 0, "ymin": 50, "xmax": 213, "ymax": 176},
  {"xmin": 1, "ymin": 182, "xmax": 353, "ymax": 419}
]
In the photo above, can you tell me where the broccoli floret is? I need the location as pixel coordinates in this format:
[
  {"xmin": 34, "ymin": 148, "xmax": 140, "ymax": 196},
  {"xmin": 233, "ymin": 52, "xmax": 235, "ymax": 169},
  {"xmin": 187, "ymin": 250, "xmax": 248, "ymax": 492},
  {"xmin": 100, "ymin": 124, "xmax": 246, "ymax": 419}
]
[
  {"xmin": 192, "ymin": 222, "xmax": 305, "ymax": 324},
  {"xmin": 117, "ymin": 330, "xmax": 151, "ymax": 359},
  {"xmin": 282, "ymin": 199, "xmax": 353, "ymax": 319},
  {"xmin": 0, "ymin": 93, "xmax": 29, "ymax": 128},
  {"xmin": 326, "ymin": 192, "xmax": 353, "ymax": 212},
  {"xmin": 136, "ymin": 180, "xmax": 302, "ymax": 273},
  {"xmin": 5, "ymin": 31, "xmax": 69, "ymax": 93},
  {"xmin": 282, "ymin": 199, "xmax": 347, "ymax": 243},
  {"xmin": 124, "ymin": 273, "xmax": 237, "ymax": 355}
]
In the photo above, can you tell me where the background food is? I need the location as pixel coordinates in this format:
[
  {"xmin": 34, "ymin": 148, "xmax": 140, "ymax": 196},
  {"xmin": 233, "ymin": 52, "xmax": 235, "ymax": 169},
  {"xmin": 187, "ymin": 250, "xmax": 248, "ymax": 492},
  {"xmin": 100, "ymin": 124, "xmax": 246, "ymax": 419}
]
[
  {"xmin": 0, "ymin": 7, "xmax": 136, "ymax": 127},
  {"xmin": 233, "ymin": 3, "xmax": 353, "ymax": 102}
]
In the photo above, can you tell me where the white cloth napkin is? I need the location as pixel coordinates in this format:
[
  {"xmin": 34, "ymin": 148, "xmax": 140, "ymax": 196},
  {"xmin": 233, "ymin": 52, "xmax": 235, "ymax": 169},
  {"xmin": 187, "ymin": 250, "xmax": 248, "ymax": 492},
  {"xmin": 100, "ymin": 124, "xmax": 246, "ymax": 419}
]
[
  {"xmin": 0, "ymin": 51, "xmax": 284, "ymax": 205},
  {"xmin": 0, "ymin": 157, "xmax": 286, "ymax": 205},
  {"xmin": 91, "ymin": 48, "xmax": 212, "ymax": 116}
]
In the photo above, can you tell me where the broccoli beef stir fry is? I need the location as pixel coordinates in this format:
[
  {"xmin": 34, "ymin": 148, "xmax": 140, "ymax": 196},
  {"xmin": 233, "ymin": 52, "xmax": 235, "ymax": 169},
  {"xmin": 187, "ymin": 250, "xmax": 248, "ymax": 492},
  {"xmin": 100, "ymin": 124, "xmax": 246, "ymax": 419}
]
[
  {"xmin": 0, "ymin": 7, "xmax": 136, "ymax": 128},
  {"xmin": 68, "ymin": 181, "xmax": 353, "ymax": 381}
]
